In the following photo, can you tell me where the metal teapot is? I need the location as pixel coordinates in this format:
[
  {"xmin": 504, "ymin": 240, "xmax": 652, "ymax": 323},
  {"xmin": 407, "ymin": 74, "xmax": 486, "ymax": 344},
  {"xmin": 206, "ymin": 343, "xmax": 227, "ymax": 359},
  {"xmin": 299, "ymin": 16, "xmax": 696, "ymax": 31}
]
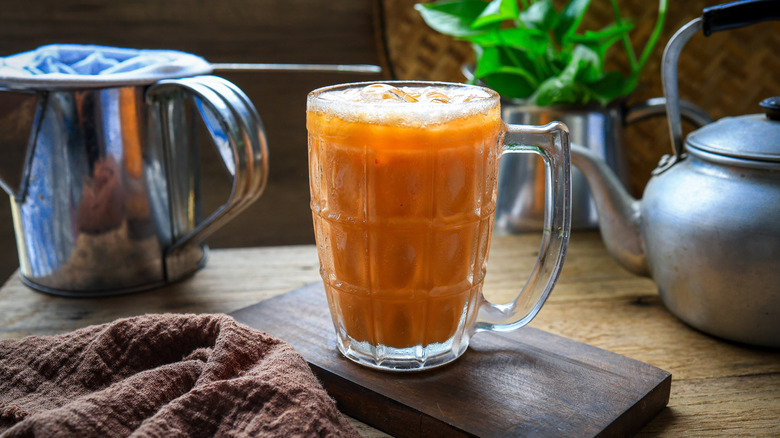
[{"xmin": 570, "ymin": 0, "xmax": 780, "ymax": 347}]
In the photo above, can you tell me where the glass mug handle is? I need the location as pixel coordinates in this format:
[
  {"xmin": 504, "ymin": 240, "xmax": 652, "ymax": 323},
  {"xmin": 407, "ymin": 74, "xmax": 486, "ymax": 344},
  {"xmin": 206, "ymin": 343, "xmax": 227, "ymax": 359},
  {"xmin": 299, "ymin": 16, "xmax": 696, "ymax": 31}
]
[
  {"xmin": 147, "ymin": 75, "xmax": 269, "ymax": 278},
  {"xmin": 476, "ymin": 122, "xmax": 572, "ymax": 332}
]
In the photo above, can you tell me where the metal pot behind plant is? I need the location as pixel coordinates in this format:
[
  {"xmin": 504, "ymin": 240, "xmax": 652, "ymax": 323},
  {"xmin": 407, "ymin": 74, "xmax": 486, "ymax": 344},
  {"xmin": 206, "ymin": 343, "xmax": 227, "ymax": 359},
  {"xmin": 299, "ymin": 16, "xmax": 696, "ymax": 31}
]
[
  {"xmin": 496, "ymin": 97, "xmax": 710, "ymax": 232},
  {"xmin": 461, "ymin": 66, "xmax": 710, "ymax": 233}
]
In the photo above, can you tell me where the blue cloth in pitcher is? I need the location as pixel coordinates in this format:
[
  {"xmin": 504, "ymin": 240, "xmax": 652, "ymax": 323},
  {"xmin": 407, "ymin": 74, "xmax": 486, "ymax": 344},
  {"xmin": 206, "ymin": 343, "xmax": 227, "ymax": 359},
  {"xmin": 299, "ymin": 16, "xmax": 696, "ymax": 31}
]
[{"xmin": 0, "ymin": 44, "xmax": 213, "ymax": 90}]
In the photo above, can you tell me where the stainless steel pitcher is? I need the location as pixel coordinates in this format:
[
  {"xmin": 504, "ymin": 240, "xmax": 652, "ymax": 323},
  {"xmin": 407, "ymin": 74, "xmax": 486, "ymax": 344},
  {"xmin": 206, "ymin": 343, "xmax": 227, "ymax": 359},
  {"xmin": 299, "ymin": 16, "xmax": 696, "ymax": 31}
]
[{"xmin": 0, "ymin": 48, "xmax": 268, "ymax": 296}]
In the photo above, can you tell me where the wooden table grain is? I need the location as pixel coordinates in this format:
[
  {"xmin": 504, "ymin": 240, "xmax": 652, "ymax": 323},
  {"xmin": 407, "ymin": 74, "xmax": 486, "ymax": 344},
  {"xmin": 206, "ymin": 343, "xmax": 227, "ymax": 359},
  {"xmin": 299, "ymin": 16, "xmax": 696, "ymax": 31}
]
[{"xmin": 1, "ymin": 232, "xmax": 778, "ymax": 437}]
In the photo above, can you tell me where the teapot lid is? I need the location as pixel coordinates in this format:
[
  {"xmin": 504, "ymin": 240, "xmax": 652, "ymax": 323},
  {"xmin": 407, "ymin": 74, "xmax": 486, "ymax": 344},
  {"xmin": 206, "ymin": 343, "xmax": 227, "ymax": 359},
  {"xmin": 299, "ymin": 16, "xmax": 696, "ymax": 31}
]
[
  {"xmin": 0, "ymin": 44, "xmax": 213, "ymax": 90},
  {"xmin": 686, "ymin": 97, "xmax": 780, "ymax": 163}
]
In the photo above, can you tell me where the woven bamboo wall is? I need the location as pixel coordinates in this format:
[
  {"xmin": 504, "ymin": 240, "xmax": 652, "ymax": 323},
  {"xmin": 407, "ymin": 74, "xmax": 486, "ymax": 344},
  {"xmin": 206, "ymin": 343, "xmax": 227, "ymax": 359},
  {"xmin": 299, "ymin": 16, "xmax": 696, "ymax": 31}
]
[{"xmin": 381, "ymin": 0, "xmax": 780, "ymax": 195}]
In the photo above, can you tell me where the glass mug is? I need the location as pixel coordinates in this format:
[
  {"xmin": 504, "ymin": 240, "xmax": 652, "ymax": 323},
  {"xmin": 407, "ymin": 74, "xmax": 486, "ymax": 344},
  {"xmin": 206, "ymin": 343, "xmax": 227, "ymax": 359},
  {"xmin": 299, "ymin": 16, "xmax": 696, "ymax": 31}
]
[{"xmin": 307, "ymin": 81, "xmax": 571, "ymax": 371}]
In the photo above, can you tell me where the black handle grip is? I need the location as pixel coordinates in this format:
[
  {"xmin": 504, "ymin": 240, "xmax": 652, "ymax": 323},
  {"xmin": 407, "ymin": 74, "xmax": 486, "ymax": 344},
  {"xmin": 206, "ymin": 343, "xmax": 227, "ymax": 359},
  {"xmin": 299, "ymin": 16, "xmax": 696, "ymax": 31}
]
[{"xmin": 703, "ymin": 0, "xmax": 780, "ymax": 36}]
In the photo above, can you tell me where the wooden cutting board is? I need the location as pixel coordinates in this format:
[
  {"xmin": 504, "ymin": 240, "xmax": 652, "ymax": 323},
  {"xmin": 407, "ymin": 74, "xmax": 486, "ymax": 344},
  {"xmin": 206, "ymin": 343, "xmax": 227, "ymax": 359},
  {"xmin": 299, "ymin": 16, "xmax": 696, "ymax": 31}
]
[{"xmin": 231, "ymin": 282, "xmax": 671, "ymax": 437}]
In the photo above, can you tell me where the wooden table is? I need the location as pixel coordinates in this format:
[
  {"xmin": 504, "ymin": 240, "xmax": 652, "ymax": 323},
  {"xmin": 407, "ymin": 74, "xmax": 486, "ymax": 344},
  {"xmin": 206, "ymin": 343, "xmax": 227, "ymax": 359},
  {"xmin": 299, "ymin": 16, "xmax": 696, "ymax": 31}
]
[{"xmin": 1, "ymin": 232, "xmax": 778, "ymax": 436}]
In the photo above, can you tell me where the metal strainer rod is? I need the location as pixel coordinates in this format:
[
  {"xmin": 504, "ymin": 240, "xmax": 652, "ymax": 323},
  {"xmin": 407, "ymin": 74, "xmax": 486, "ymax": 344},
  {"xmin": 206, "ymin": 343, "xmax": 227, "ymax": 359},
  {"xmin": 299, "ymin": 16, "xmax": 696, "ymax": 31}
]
[{"xmin": 211, "ymin": 63, "xmax": 382, "ymax": 74}]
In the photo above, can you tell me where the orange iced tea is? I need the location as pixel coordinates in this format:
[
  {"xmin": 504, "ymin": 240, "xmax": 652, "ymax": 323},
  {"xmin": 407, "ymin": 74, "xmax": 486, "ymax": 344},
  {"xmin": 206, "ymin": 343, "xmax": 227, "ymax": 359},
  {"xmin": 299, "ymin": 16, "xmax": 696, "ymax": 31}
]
[{"xmin": 307, "ymin": 83, "xmax": 502, "ymax": 359}]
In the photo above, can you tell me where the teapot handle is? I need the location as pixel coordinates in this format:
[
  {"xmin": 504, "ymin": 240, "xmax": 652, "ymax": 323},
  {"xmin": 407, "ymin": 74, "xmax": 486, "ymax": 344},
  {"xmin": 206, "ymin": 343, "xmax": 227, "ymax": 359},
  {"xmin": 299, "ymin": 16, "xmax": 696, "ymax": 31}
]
[
  {"xmin": 661, "ymin": 0, "xmax": 780, "ymax": 173},
  {"xmin": 624, "ymin": 97, "xmax": 712, "ymax": 128},
  {"xmin": 146, "ymin": 75, "xmax": 269, "ymax": 279},
  {"xmin": 702, "ymin": 0, "xmax": 780, "ymax": 35}
]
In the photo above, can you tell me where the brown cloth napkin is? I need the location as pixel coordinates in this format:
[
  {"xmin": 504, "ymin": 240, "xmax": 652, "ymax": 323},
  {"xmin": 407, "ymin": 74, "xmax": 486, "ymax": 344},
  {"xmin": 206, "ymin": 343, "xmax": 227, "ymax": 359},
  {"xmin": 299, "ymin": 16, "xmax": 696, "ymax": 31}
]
[{"xmin": 0, "ymin": 314, "xmax": 360, "ymax": 438}]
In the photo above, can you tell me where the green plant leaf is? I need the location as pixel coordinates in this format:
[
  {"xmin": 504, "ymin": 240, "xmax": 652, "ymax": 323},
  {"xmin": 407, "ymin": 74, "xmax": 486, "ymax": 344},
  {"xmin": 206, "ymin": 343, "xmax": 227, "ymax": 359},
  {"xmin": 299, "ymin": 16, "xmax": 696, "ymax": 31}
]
[
  {"xmin": 567, "ymin": 22, "xmax": 634, "ymax": 46},
  {"xmin": 518, "ymin": 0, "xmax": 559, "ymax": 31},
  {"xmin": 462, "ymin": 27, "xmax": 550, "ymax": 55},
  {"xmin": 533, "ymin": 76, "xmax": 590, "ymax": 106},
  {"xmin": 585, "ymin": 71, "xmax": 637, "ymax": 105},
  {"xmin": 472, "ymin": 45, "xmax": 502, "ymax": 77},
  {"xmin": 635, "ymin": 0, "xmax": 667, "ymax": 75},
  {"xmin": 472, "ymin": 0, "xmax": 520, "ymax": 29},
  {"xmin": 568, "ymin": 22, "xmax": 634, "ymax": 64},
  {"xmin": 414, "ymin": 1, "xmax": 490, "ymax": 37},
  {"xmin": 554, "ymin": 0, "xmax": 591, "ymax": 44},
  {"xmin": 416, "ymin": 0, "xmax": 668, "ymax": 106},
  {"xmin": 473, "ymin": 46, "xmax": 540, "ymax": 83},
  {"xmin": 563, "ymin": 45, "xmax": 602, "ymax": 83},
  {"xmin": 473, "ymin": 46, "xmax": 541, "ymax": 99},
  {"xmin": 530, "ymin": 45, "xmax": 603, "ymax": 105},
  {"xmin": 547, "ymin": 48, "xmax": 571, "ymax": 75},
  {"xmin": 482, "ymin": 71, "xmax": 538, "ymax": 99}
]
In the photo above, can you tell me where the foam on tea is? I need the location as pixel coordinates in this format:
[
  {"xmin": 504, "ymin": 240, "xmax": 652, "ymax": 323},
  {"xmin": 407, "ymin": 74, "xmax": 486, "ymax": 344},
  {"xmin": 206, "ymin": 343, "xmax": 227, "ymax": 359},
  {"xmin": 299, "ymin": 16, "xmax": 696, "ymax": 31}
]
[{"xmin": 308, "ymin": 82, "xmax": 498, "ymax": 126}]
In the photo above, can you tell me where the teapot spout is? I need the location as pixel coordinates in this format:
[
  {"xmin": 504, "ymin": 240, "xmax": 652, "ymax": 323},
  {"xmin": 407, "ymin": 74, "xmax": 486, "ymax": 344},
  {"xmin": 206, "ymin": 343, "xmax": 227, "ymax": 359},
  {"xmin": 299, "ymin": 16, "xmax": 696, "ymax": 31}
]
[{"xmin": 571, "ymin": 144, "xmax": 649, "ymax": 277}]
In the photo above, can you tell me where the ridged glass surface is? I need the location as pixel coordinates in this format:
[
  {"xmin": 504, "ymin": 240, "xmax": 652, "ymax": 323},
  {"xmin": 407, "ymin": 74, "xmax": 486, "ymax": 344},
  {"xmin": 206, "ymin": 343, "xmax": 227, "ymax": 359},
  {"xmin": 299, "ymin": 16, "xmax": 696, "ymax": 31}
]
[{"xmin": 307, "ymin": 83, "xmax": 501, "ymax": 370}]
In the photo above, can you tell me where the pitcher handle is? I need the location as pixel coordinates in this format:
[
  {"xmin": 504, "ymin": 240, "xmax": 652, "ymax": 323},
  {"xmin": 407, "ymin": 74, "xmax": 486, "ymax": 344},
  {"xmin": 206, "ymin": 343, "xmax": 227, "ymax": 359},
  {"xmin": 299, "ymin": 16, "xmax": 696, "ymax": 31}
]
[
  {"xmin": 624, "ymin": 97, "xmax": 711, "ymax": 128},
  {"xmin": 146, "ymin": 75, "xmax": 269, "ymax": 272},
  {"xmin": 476, "ymin": 122, "xmax": 571, "ymax": 332}
]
